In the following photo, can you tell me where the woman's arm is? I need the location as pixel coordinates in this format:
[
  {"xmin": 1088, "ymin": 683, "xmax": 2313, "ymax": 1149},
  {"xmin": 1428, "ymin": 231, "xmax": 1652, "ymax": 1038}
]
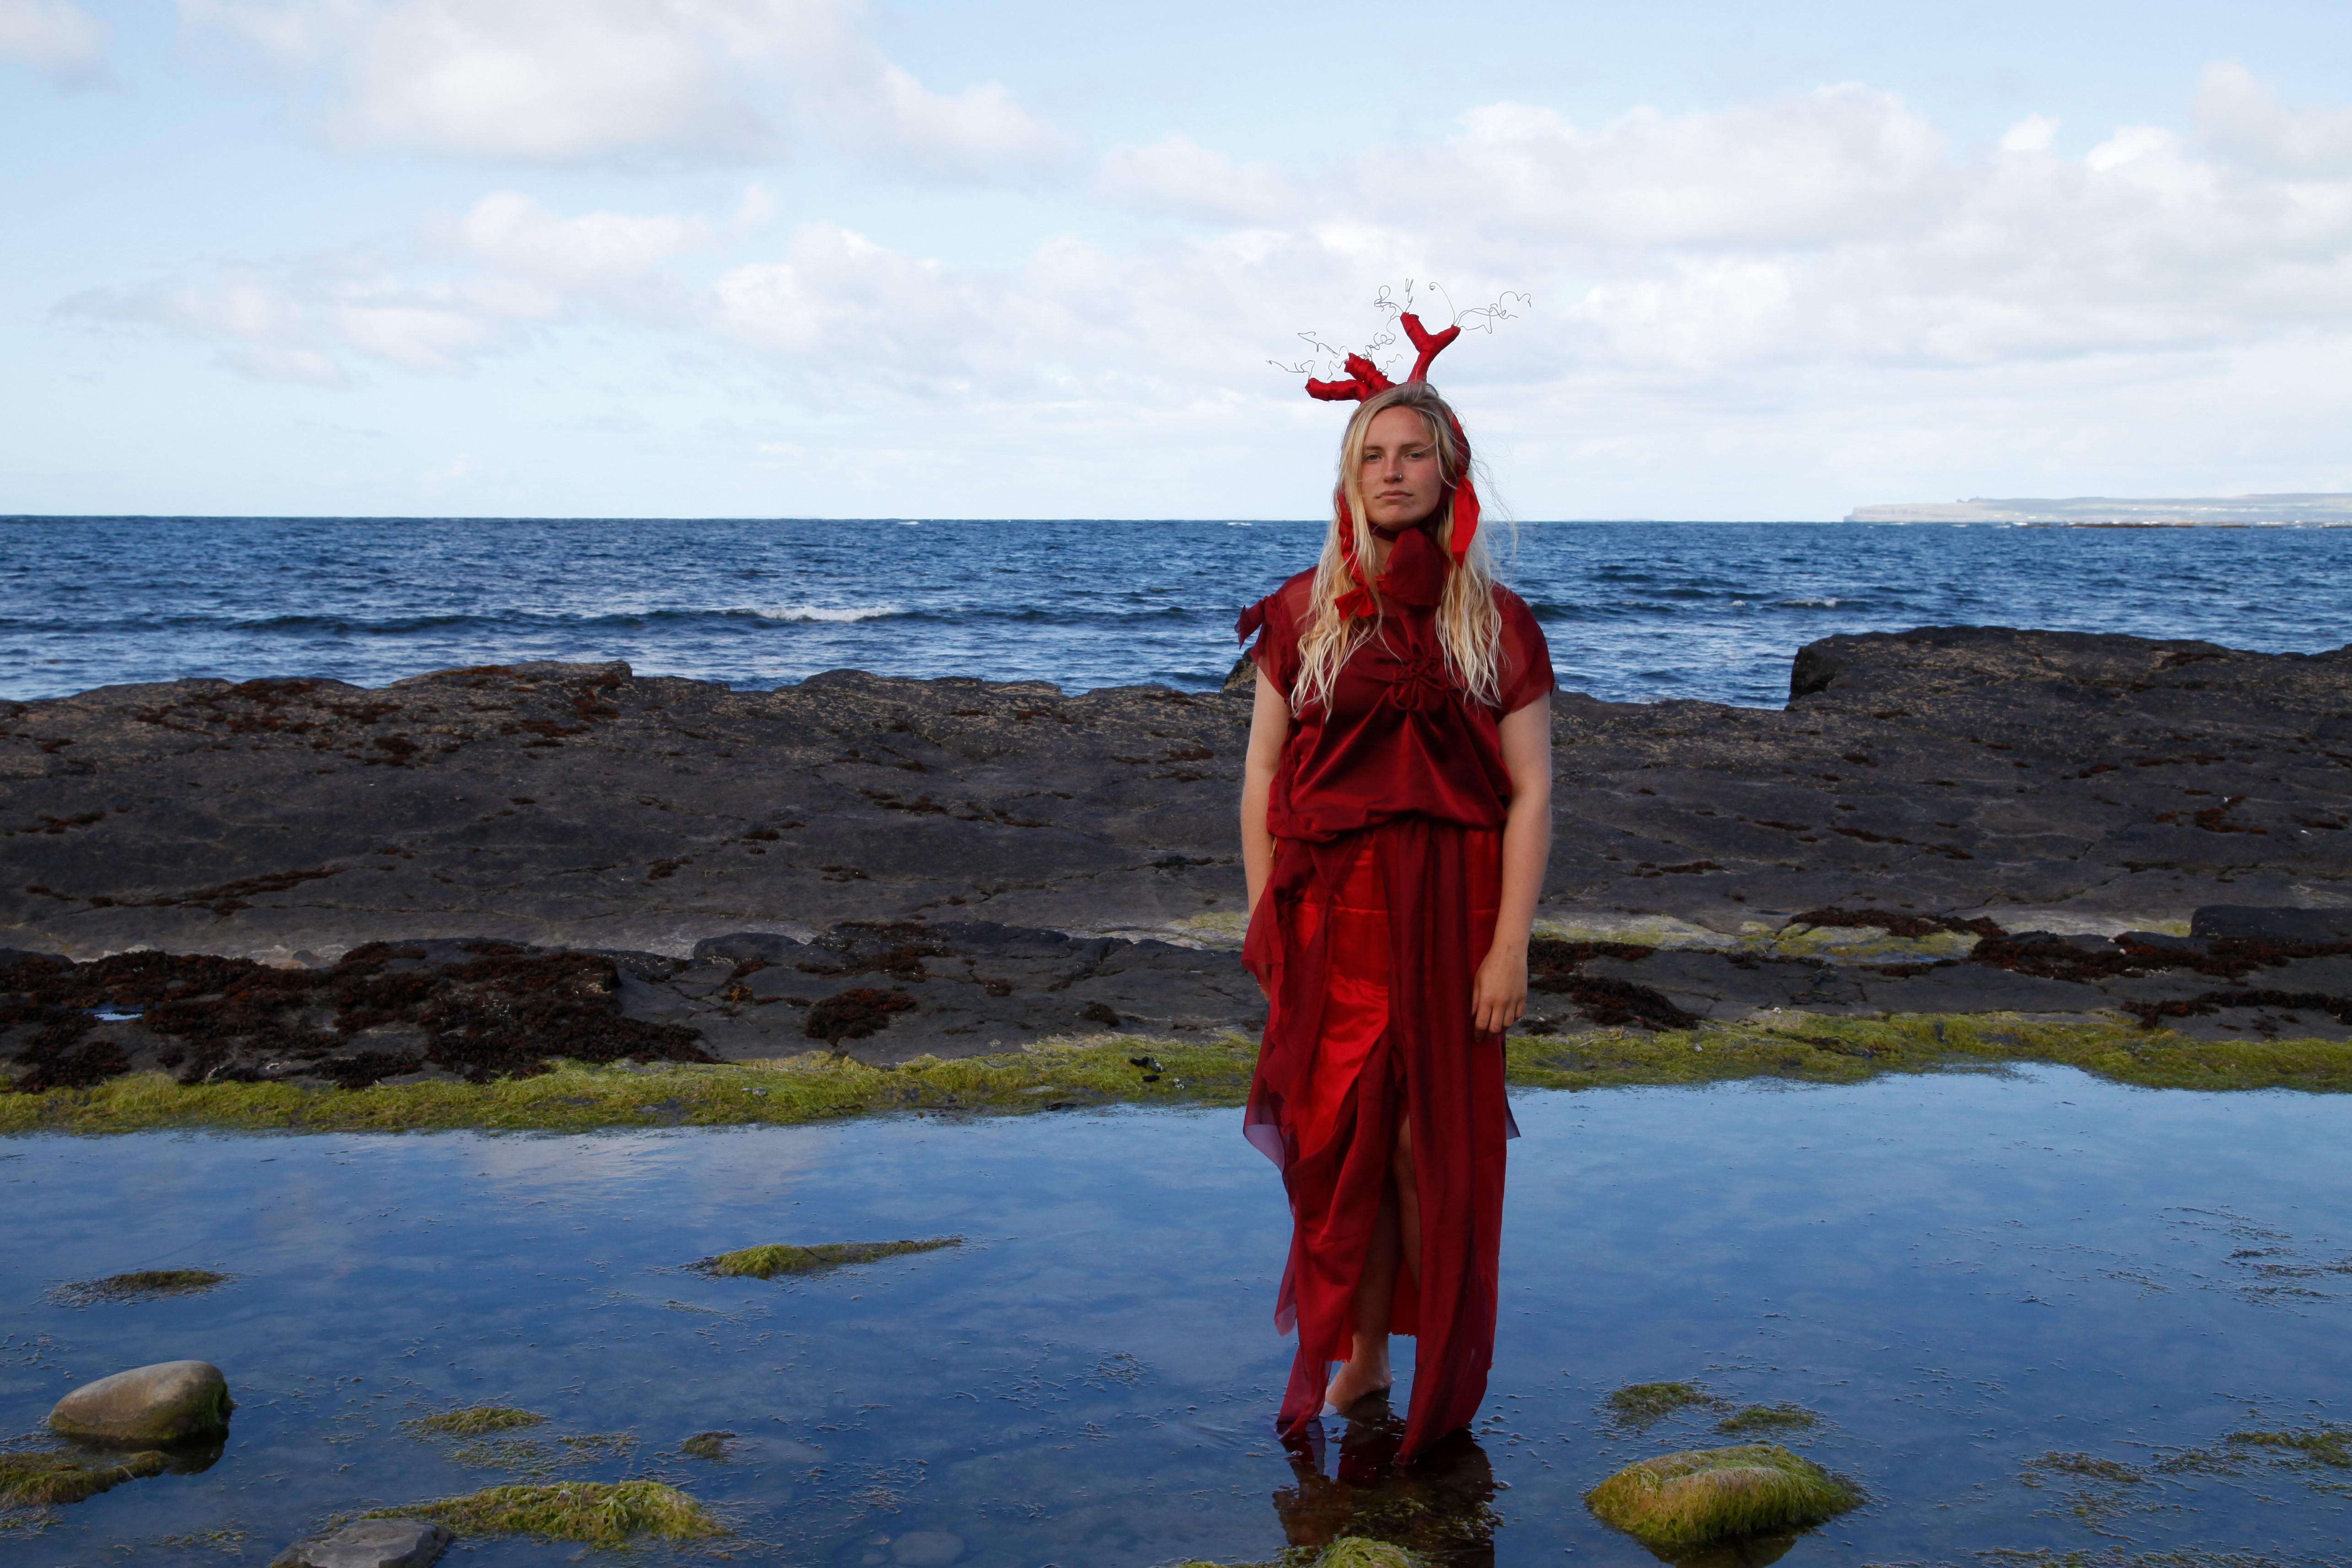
[
  {"xmin": 1240, "ymin": 672, "xmax": 1291, "ymax": 916},
  {"xmin": 1471, "ymin": 693, "xmax": 1553, "ymax": 1035}
]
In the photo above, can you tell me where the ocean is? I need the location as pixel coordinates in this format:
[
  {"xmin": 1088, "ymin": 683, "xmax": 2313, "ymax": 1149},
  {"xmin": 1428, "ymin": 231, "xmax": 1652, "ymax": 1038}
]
[{"xmin": 3, "ymin": 516, "xmax": 2346, "ymax": 709}]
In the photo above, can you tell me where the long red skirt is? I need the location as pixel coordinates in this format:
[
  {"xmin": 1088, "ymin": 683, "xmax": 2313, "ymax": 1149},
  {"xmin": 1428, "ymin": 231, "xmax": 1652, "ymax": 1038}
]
[{"xmin": 1243, "ymin": 817, "xmax": 1513, "ymax": 1459}]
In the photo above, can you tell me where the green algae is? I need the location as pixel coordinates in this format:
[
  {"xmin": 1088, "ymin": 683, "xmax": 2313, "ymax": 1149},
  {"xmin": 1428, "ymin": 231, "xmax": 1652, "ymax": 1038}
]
[
  {"xmin": 1715, "ymin": 1403, "xmax": 1818, "ymax": 1436},
  {"xmin": 693, "ymin": 1237, "xmax": 961, "ymax": 1279},
  {"xmin": 0, "ymin": 1449, "xmax": 168, "ymax": 1508},
  {"xmin": 4, "ymin": 1012, "xmax": 2351, "ymax": 1135},
  {"xmin": 679, "ymin": 1430, "xmax": 735, "ymax": 1461},
  {"xmin": 1606, "ymin": 1382, "xmax": 1719, "ymax": 1428},
  {"xmin": 380, "ymin": 1480, "xmax": 722, "ymax": 1545},
  {"xmin": 1584, "ymin": 1443, "xmax": 1861, "ymax": 1550},
  {"xmin": 2229, "ymin": 1428, "xmax": 2352, "ymax": 1467},
  {"xmin": 49, "ymin": 1268, "xmax": 231, "ymax": 1305},
  {"xmin": 406, "ymin": 1406, "xmax": 544, "ymax": 1437}
]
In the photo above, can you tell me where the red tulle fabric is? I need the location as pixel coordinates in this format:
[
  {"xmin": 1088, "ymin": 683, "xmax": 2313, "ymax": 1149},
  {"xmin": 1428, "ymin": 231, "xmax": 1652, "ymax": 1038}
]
[{"xmin": 1236, "ymin": 553, "xmax": 1554, "ymax": 1458}]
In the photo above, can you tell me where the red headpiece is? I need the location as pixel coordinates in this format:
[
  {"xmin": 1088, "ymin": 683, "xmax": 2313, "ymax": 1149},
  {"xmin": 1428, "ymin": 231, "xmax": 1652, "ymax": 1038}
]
[{"xmin": 1304, "ymin": 311, "xmax": 1481, "ymax": 619}]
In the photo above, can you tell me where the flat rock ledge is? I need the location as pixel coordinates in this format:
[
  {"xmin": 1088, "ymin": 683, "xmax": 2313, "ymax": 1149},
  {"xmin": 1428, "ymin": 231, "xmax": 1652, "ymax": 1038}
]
[{"xmin": 2, "ymin": 626, "xmax": 2348, "ymax": 1082}]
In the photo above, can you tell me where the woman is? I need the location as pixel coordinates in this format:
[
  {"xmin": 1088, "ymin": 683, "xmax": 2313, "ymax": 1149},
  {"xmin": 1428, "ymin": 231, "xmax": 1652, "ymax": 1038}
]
[{"xmin": 1237, "ymin": 334, "xmax": 1553, "ymax": 1461}]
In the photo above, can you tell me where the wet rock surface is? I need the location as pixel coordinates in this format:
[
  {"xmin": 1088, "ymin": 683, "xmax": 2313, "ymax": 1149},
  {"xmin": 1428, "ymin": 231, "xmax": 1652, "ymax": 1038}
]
[
  {"xmin": 48, "ymin": 1359, "xmax": 234, "ymax": 1446},
  {"xmin": 1, "ymin": 628, "xmax": 2347, "ymax": 1074},
  {"xmin": 270, "ymin": 1518, "xmax": 452, "ymax": 1568}
]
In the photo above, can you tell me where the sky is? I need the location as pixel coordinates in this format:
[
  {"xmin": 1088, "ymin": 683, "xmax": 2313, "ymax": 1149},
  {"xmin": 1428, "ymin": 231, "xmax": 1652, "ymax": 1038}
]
[{"xmin": 5, "ymin": 0, "xmax": 2352, "ymax": 520}]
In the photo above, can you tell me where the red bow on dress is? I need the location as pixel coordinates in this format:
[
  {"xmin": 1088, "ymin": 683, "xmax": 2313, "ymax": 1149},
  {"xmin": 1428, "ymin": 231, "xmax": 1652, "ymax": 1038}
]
[{"xmin": 1305, "ymin": 312, "xmax": 1482, "ymax": 618}]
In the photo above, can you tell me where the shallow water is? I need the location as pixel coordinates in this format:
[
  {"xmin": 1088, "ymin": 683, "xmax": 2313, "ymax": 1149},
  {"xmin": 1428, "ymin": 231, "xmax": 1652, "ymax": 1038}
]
[
  {"xmin": 5, "ymin": 517, "xmax": 2349, "ymax": 706},
  {"xmin": 5, "ymin": 1068, "xmax": 2351, "ymax": 1565}
]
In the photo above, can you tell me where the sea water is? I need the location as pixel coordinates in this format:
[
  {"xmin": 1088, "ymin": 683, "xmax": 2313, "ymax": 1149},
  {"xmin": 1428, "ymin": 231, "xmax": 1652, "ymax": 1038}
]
[
  {"xmin": 5, "ymin": 1068, "xmax": 2350, "ymax": 1564},
  {"xmin": 3, "ymin": 518, "xmax": 2347, "ymax": 707}
]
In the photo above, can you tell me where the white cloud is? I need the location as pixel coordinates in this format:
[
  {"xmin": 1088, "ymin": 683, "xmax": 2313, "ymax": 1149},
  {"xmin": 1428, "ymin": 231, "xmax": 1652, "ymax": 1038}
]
[
  {"xmin": 1098, "ymin": 134, "xmax": 1296, "ymax": 223},
  {"xmin": 1999, "ymin": 114, "xmax": 2060, "ymax": 154},
  {"xmin": 177, "ymin": 0, "xmax": 1069, "ymax": 174},
  {"xmin": 57, "ymin": 62, "xmax": 2352, "ymax": 520},
  {"xmin": 0, "ymin": 0, "xmax": 101, "ymax": 76},
  {"xmin": 2195, "ymin": 59, "xmax": 2352, "ymax": 177}
]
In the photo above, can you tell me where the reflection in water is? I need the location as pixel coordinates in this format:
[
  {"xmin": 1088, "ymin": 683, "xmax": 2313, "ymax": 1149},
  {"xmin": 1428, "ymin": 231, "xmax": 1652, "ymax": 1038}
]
[{"xmin": 1275, "ymin": 1399, "xmax": 1498, "ymax": 1567}]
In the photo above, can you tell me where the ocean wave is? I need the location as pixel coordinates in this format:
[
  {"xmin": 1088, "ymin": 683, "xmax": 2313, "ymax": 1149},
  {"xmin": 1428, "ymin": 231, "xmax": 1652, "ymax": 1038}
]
[
  {"xmin": 748, "ymin": 604, "xmax": 907, "ymax": 623},
  {"xmin": 1776, "ymin": 597, "xmax": 1846, "ymax": 608}
]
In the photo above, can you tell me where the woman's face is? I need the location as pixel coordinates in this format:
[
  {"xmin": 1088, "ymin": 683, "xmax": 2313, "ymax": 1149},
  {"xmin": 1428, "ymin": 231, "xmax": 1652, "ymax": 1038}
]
[{"xmin": 1358, "ymin": 406, "xmax": 1445, "ymax": 530}]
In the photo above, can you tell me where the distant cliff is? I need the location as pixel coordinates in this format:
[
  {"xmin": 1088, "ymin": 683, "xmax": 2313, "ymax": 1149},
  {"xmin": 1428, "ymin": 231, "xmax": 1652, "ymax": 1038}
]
[{"xmin": 1847, "ymin": 494, "xmax": 2352, "ymax": 525}]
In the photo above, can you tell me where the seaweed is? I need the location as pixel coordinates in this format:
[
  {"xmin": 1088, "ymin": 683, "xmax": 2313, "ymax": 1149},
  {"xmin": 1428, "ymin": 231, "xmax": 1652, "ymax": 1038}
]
[
  {"xmin": 1606, "ymin": 1382, "xmax": 1719, "ymax": 1428},
  {"xmin": 0, "ymin": 1449, "xmax": 168, "ymax": 1508},
  {"xmin": 406, "ymin": 1406, "xmax": 545, "ymax": 1437},
  {"xmin": 380, "ymin": 1481, "xmax": 722, "ymax": 1545},
  {"xmin": 692, "ymin": 1236, "xmax": 961, "ymax": 1279},
  {"xmin": 49, "ymin": 1268, "xmax": 231, "ymax": 1306},
  {"xmin": 3, "ymin": 942, "xmax": 713, "ymax": 1093}
]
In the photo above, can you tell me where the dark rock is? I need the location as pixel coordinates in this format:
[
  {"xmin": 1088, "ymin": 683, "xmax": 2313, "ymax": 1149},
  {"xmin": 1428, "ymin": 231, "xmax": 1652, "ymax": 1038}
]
[
  {"xmin": 271, "ymin": 1518, "xmax": 452, "ymax": 1568},
  {"xmin": 2, "ymin": 628, "xmax": 2347, "ymax": 1042},
  {"xmin": 2192, "ymin": 905, "xmax": 2352, "ymax": 943}
]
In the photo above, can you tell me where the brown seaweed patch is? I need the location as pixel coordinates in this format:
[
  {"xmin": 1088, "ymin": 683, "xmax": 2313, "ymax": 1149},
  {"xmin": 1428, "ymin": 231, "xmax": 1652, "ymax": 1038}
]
[{"xmin": 2, "ymin": 943, "xmax": 712, "ymax": 1093}]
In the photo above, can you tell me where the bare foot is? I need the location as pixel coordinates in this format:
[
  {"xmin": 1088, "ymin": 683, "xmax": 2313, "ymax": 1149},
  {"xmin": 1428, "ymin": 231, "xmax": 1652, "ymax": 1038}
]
[{"xmin": 1324, "ymin": 1359, "xmax": 1393, "ymax": 1413}]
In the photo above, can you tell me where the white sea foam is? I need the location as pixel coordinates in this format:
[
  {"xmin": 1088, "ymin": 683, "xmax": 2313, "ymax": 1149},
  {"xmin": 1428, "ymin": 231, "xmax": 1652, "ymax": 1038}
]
[
  {"xmin": 1777, "ymin": 596, "xmax": 1844, "ymax": 608},
  {"xmin": 756, "ymin": 603, "xmax": 905, "ymax": 623}
]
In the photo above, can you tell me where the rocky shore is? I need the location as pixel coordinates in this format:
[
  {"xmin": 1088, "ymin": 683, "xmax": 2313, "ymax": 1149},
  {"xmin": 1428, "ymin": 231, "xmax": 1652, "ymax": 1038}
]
[{"xmin": 6, "ymin": 626, "xmax": 2351, "ymax": 1090}]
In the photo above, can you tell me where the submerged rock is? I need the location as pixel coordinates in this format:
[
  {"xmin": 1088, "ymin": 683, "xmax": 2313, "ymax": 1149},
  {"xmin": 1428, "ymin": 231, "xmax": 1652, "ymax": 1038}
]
[
  {"xmin": 271, "ymin": 1518, "xmax": 452, "ymax": 1568},
  {"xmin": 48, "ymin": 1359, "xmax": 234, "ymax": 1445},
  {"xmin": 1585, "ymin": 1443, "xmax": 1859, "ymax": 1550}
]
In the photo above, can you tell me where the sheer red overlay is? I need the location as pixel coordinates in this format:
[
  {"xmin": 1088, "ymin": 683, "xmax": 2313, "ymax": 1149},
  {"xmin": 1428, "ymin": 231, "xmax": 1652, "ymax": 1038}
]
[{"xmin": 1236, "ymin": 531, "xmax": 1554, "ymax": 1458}]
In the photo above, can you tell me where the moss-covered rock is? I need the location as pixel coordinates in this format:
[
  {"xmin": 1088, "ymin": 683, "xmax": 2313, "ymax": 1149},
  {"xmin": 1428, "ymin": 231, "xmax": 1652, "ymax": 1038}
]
[
  {"xmin": 693, "ymin": 1237, "xmax": 960, "ymax": 1279},
  {"xmin": 1585, "ymin": 1444, "xmax": 1860, "ymax": 1550},
  {"xmin": 382, "ymin": 1481, "xmax": 721, "ymax": 1546}
]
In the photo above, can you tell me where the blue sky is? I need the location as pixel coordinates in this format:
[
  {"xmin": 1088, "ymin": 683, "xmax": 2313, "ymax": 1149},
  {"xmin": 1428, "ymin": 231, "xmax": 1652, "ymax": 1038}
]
[{"xmin": 6, "ymin": 0, "xmax": 2352, "ymax": 519}]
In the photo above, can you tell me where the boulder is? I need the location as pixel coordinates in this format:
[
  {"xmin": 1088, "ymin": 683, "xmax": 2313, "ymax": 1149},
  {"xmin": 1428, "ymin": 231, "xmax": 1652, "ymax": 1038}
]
[
  {"xmin": 271, "ymin": 1518, "xmax": 452, "ymax": 1568},
  {"xmin": 49, "ymin": 1359, "xmax": 233, "ymax": 1445}
]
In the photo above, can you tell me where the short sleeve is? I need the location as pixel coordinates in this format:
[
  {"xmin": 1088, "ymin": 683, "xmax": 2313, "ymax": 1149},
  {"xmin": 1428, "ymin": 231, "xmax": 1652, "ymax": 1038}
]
[
  {"xmin": 1237, "ymin": 571, "xmax": 1314, "ymax": 700},
  {"xmin": 1493, "ymin": 589, "xmax": 1555, "ymax": 714}
]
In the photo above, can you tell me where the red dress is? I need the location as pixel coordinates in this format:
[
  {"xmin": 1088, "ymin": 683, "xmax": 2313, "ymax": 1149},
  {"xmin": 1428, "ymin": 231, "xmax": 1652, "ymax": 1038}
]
[{"xmin": 1236, "ymin": 526, "xmax": 1555, "ymax": 1459}]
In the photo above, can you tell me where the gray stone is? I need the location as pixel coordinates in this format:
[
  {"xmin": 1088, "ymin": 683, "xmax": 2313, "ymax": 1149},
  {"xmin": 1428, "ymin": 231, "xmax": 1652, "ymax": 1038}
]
[
  {"xmin": 271, "ymin": 1518, "xmax": 451, "ymax": 1568},
  {"xmin": 891, "ymin": 1531, "xmax": 967, "ymax": 1568},
  {"xmin": 49, "ymin": 1360, "xmax": 233, "ymax": 1445}
]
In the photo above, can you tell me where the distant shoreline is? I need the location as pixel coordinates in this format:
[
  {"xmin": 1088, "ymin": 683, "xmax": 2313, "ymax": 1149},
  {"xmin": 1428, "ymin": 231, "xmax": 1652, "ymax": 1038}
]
[{"xmin": 1849, "ymin": 493, "xmax": 2352, "ymax": 525}]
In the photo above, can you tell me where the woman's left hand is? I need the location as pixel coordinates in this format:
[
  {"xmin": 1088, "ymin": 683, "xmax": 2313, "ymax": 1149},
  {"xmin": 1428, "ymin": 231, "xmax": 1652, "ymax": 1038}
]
[{"xmin": 1471, "ymin": 943, "xmax": 1528, "ymax": 1037}]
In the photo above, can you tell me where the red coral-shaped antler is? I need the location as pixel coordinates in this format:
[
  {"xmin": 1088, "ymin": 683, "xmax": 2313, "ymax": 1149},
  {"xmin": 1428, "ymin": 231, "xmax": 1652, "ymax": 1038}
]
[
  {"xmin": 1301, "ymin": 315, "xmax": 1460, "ymax": 401},
  {"xmin": 1305, "ymin": 353, "xmax": 1395, "ymax": 403},
  {"xmin": 1400, "ymin": 313, "xmax": 1461, "ymax": 382}
]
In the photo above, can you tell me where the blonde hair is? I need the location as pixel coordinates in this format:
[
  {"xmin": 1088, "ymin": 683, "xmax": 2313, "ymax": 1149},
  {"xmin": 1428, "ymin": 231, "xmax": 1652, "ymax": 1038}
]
[{"xmin": 1291, "ymin": 381, "xmax": 1504, "ymax": 713}]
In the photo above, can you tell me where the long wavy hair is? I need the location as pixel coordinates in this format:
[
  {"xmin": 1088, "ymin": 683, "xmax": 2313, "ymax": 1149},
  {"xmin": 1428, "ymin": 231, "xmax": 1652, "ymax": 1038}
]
[{"xmin": 1290, "ymin": 381, "xmax": 1504, "ymax": 713}]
